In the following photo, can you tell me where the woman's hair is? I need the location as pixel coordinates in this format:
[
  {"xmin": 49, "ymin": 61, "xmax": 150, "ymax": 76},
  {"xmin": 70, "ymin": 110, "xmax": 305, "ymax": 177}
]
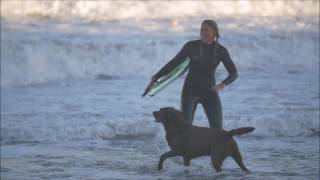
[{"xmin": 202, "ymin": 19, "xmax": 220, "ymax": 42}]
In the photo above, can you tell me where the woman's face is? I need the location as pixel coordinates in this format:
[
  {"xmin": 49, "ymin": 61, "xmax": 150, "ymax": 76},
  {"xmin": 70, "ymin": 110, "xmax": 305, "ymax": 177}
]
[{"xmin": 200, "ymin": 23, "xmax": 216, "ymax": 44}]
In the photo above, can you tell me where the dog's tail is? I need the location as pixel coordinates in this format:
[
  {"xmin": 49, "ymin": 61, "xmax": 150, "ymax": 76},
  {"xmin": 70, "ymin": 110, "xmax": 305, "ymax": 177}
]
[{"xmin": 227, "ymin": 127, "xmax": 255, "ymax": 137}]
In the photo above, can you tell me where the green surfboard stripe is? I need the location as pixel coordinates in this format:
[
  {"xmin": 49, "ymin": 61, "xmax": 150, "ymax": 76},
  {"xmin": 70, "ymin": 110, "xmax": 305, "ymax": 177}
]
[{"xmin": 147, "ymin": 58, "xmax": 191, "ymax": 97}]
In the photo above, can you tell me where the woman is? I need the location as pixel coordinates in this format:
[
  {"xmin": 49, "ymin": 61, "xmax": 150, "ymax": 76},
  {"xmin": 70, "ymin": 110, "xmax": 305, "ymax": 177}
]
[{"xmin": 145, "ymin": 19, "xmax": 238, "ymax": 128}]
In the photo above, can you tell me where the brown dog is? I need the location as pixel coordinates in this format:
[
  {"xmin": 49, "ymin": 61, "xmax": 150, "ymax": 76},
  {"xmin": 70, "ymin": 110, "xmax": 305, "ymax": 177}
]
[{"xmin": 153, "ymin": 107, "xmax": 254, "ymax": 172}]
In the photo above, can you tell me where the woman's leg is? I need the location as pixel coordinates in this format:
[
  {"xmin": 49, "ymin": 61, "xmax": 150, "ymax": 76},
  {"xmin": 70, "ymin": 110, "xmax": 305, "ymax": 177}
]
[
  {"xmin": 181, "ymin": 87, "xmax": 198, "ymax": 125},
  {"xmin": 201, "ymin": 91, "xmax": 223, "ymax": 128}
]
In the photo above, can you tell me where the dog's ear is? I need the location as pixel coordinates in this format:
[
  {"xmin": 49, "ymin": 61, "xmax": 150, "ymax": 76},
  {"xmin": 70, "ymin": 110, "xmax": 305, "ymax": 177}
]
[
  {"xmin": 163, "ymin": 108, "xmax": 175, "ymax": 120},
  {"xmin": 165, "ymin": 109, "xmax": 173, "ymax": 119},
  {"xmin": 165, "ymin": 108, "xmax": 185, "ymax": 120},
  {"xmin": 171, "ymin": 109, "xmax": 187, "ymax": 120},
  {"xmin": 175, "ymin": 110, "xmax": 186, "ymax": 120}
]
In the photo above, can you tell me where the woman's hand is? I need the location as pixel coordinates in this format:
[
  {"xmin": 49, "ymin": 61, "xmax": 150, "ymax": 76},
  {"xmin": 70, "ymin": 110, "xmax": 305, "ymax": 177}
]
[
  {"xmin": 142, "ymin": 77, "xmax": 157, "ymax": 97},
  {"xmin": 211, "ymin": 83, "xmax": 226, "ymax": 92}
]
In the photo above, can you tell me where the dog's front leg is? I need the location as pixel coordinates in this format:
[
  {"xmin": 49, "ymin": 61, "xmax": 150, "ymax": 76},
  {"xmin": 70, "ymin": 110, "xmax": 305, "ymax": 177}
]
[{"xmin": 158, "ymin": 150, "xmax": 180, "ymax": 171}]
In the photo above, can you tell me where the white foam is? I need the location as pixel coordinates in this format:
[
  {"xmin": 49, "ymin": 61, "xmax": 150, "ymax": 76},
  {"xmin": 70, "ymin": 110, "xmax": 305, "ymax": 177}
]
[
  {"xmin": 1, "ymin": 17, "xmax": 319, "ymax": 87},
  {"xmin": 1, "ymin": 117, "xmax": 159, "ymax": 144},
  {"xmin": 2, "ymin": 1, "xmax": 318, "ymax": 21}
]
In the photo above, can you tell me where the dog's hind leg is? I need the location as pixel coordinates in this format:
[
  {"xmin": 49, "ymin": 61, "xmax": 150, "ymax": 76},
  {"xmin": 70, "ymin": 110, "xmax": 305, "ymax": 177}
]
[
  {"xmin": 231, "ymin": 141, "xmax": 249, "ymax": 172},
  {"xmin": 158, "ymin": 150, "xmax": 181, "ymax": 170},
  {"xmin": 183, "ymin": 156, "xmax": 191, "ymax": 166},
  {"xmin": 210, "ymin": 145, "xmax": 228, "ymax": 172}
]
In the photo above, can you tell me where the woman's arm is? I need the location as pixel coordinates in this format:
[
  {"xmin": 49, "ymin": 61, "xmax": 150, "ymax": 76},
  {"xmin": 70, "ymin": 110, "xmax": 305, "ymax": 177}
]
[
  {"xmin": 221, "ymin": 47, "xmax": 238, "ymax": 86},
  {"xmin": 152, "ymin": 42, "xmax": 190, "ymax": 80},
  {"xmin": 143, "ymin": 42, "xmax": 190, "ymax": 96}
]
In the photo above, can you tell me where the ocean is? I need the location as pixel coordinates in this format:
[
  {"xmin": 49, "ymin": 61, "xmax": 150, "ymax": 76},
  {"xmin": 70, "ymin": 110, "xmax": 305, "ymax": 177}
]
[{"xmin": 1, "ymin": 1, "xmax": 319, "ymax": 180}]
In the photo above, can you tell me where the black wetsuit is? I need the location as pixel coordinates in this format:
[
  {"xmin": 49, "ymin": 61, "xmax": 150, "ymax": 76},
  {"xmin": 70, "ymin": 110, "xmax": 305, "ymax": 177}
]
[{"xmin": 152, "ymin": 40, "xmax": 238, "ymax": 128}]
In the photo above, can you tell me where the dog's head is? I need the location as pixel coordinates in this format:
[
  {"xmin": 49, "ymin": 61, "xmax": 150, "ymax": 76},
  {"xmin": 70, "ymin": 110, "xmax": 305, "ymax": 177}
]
[{"xmin": 153, "ymin": 107, "xmax": 185, "ymax": 125}]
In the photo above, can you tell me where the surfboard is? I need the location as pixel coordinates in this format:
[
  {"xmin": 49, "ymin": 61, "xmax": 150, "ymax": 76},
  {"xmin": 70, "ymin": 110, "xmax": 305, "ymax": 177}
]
[{"xmin": 143, "ymin": 57, "xmax": 191, "ymax": 97}]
